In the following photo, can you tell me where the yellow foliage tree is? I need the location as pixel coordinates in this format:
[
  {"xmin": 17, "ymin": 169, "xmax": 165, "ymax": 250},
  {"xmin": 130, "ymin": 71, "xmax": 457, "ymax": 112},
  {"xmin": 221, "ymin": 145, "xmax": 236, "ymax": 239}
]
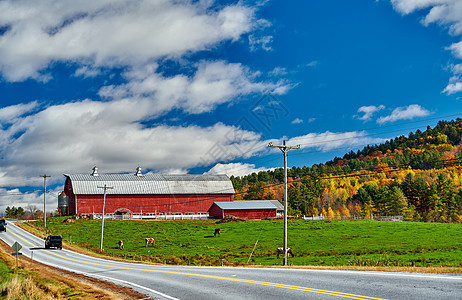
[
  {"xmin": 312, "ymin": 207, "xmax": 319, "ymax": 217},
  {"xmin": 335, "ymin": 210, "xmax": 341, "ymax": 220},
  {"xmin": 341, "ymin": 204, "xmax": 350, "ymax": 218},
  {"xmin": 327, "ymin": 207, "xmax": 335, "ymax": 220}
]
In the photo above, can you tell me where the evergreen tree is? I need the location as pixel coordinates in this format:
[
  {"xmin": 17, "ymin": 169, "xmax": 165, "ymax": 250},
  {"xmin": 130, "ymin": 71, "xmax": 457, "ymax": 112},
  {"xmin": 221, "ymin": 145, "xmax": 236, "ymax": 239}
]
[{"xmin": 388, "ymin": 186, "xmax": 409, "ymax": 216}]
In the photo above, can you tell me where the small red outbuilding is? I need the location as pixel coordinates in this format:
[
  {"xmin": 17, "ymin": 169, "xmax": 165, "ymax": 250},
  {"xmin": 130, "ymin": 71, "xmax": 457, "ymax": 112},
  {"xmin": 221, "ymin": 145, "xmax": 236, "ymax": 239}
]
[{"xmin": 208, "ymin": 200, "xmax": 280, "ymax": 219}]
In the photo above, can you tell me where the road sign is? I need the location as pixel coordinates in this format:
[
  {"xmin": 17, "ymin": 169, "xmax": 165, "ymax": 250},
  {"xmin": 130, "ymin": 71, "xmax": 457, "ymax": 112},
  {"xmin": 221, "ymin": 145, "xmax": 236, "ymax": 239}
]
[
  {"xmin": 11, "ymin": 241, "xmax": 22, "ymax": 269},
  {"xmin": 12, "ymin": 241, "xmax": 22, "ymax": 252}
]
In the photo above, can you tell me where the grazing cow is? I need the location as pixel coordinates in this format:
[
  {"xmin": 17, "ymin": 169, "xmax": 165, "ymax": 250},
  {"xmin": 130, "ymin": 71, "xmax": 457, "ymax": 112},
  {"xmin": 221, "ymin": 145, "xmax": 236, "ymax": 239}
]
[
  {"xmin": 214, "ymin": 228, "xmax": 221, "ymax": 237},
  {"xmin": 145, "ymin": 238, "xmax": 155, "ymax": 247},
  {"xmin": 277, "ymin": 247, "xmax": 295, "ymax": 258},
  {"xmin": 118, "ymin": 240, "xmax": 124, "ymax": 250}
]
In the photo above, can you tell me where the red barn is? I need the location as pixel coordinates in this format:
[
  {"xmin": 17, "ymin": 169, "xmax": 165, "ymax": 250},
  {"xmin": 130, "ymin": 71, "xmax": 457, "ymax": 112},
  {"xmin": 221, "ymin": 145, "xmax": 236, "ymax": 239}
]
[
  {"xmin": 208, "ymin": 200, "xmax": 279, "ymax": 219},
  {"xmin": 63, "ymin": 167, "xmax": 234, "ymax": 218}
]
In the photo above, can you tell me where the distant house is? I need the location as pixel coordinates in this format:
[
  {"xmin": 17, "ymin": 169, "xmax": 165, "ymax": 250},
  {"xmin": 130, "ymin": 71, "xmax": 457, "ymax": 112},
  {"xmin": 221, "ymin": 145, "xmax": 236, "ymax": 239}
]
[
  {"xmin": 208, "ymin": 200, "xmax": 281, "ymax": 219},
  {"xmin": 63, "ymin": 167, "xmax": 234, "ymax": 218}
]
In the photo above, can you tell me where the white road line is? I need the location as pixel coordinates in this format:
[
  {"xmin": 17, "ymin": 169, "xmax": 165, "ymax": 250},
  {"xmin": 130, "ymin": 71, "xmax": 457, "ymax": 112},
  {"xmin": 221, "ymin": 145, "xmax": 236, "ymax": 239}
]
[
  {"xmin": 85, "ymin": 272, "xmax": 180, "ymax": 300},
  {"xmin": 50, "ymin": 264, "xmax": 179, "ymax": 300},
  {"xmin": 260, "ymin": 267, "xmax": 462, "ymax": 281}
]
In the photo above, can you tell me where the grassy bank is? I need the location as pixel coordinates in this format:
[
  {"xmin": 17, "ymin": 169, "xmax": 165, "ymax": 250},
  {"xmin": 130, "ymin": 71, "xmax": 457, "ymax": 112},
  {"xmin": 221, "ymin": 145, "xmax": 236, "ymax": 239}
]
[
  {"xmin": 0, "ymin": 239, "xmax": 144, "ymax": 299},
  {"xmin": 0, "ymin": 247, "xmax": 93, "ymax": 299},
  {"xmin": 26, "ymin": 218, "xmax": 462, "ymax": 268}
]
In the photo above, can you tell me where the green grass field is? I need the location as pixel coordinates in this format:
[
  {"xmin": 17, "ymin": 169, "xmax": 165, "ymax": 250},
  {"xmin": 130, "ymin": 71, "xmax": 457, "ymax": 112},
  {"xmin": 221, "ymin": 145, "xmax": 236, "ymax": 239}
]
[
  {"xmin": 28, "ymin": 218, "xmax": 462, "ymax": 267},
  {"xmin": 0, "ymin": 257, "xmax": 11, "ymax": 282}
]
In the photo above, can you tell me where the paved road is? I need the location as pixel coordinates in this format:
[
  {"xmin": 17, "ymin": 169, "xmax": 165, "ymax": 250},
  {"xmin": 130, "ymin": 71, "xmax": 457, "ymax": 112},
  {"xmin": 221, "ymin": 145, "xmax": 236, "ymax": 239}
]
[{"xmin": 1, "ymin": 222, "xmax": 461, "ymax": 300}]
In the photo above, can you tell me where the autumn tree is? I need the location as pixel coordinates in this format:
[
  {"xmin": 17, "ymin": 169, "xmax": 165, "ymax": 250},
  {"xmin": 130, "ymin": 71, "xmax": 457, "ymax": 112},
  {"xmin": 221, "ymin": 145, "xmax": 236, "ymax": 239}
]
[{"xmin": 243, "ymin": 181, "xmax": 267, "ymax": 200}]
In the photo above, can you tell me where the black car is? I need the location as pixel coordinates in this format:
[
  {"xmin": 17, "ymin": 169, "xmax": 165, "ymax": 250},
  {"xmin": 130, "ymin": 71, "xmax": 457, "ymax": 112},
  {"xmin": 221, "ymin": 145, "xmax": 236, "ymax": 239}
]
[
  {"xmin": 44, "ymin": 235, "xmax": 62, "ymax": 249},
  {"xmin": 0, "ymin": 219, "xmax": 6, "ymax": 232}
]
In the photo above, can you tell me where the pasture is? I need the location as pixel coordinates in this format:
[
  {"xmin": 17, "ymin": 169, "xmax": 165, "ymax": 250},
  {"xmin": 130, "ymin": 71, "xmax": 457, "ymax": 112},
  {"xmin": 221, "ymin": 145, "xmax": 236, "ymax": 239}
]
[{"xmin": 26, "ymin": 218, "xmax": 462, "ymax": 268}]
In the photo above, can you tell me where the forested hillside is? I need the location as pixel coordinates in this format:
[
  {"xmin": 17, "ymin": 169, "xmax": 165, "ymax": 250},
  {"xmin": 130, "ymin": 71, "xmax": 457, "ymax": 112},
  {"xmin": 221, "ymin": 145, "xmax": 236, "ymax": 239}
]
[{"xmin": 231, "ymin": 119, "xmax": 462, "ymax": 223}]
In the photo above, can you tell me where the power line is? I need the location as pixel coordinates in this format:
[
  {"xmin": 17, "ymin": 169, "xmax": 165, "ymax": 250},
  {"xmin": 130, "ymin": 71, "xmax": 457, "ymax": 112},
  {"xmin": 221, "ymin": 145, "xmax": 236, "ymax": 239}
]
[
  {"xmin": 196, "ymin": 114, "xmax": 462, "ymax": 178},
  {"xmin": 4, "ymin": 155, "xmax": 458, "ymax": 213},
  {"xmin": 76, "ymin": 155, "xmax": 462, "ymax": 210},
  {"xmin": 3, "ymin": 117, "xmax": 462, "ymax": 215}
]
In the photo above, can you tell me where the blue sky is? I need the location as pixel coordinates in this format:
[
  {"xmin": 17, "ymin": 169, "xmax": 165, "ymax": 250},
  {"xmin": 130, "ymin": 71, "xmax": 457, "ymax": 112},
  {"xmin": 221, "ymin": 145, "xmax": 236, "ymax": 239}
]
[{"xmin": 1, "ymin": 0, "xmax": 462, "ymax": 213}]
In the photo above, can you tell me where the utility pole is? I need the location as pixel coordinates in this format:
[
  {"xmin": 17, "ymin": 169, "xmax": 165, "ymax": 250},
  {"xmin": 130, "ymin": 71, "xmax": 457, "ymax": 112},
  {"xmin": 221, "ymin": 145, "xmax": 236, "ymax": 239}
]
[
  {"xmin": 98, "ymin": 184, "xmax": 113, "ymax": 251},
  {"xmin": 40, "ymin": 174, "xmax": 50, "ymax": 228},
  {"xmin": 268, "ymin": 140, "xmax": 300, "ymax": 266}
]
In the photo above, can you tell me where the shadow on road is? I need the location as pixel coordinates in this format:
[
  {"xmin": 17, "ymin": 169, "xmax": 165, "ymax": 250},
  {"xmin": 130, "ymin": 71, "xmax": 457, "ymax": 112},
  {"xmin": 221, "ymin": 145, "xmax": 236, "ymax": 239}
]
[{"xmin": 30, "ymin": 247, "xmax": 62, "ymax": 250}]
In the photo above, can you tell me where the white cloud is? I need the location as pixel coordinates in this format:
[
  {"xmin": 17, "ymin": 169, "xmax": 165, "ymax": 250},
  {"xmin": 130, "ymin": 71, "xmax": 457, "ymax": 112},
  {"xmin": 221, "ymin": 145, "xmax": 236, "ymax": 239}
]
[
  {"xmin": 0, "ymin": 1, "xmax": 289, "ymax": 212},
  {"xmin": 442, "ymin": 64, "xmax": 462, "ymax": 94},
  {"xmin": 269, "ymin": 67, "xmax": 288, "ymax": 76},
  {"xmin": 390, "ymin": 1, "xmax": 462, "ymax": 94},
  {"xmin": 423, "ymin": 2, "xmax": 462, "ymax": 35},
  {"xmin": 355, "ymin": 105, "xmax": 385, "ymax": 121},
  {"xmin": 99, "ymin": 61, "xmax": 289, "ymax": 116},
  {"xmin": 0, "ymin": 187, "xmax": 62, "ymax": 216},
  {"xmin": 377, "ymin": 104, "xmax": 431, "ymax": 124},
  {"xmin": 0, "ymin": 0, "xmax": 256, "ymax": 81},
  {"xmin": 442, "ymin": 81, "xmax": 462, "ymax": 94},
  {"xmin": 291, "ymin": 118, "xmax": 303, "ymax": 124},
  {"xmin": 449, "ymin": 41, "xmax": 462, "ymax": 58},
  {"xmin": 249, "ymin": 35, "xmax": 273, "ymax": 51},
  {"xmin": 449, "ymin": 63, "xmax": 462, "ymax": 75},
  {"xmin": 391, "ymin": 1, "xmax": 455, "ymax": 16},
  {"xmin": 0, "ymin": 101, "xmax": 39, "ymax": 124},
  {"xmin": 306, "ymin": 60, "xmax": 319, "ymax": 67},
  {"xmin": 0, "ymin": 99, "xmax": 272, "ymax": 188},
  {"xmin": 206, "ymin": 163, "xmax": 270, "ymax": 177},
  {"xmin": 74, "ymin": 66, "xmax": 102, "ymax": 78},
  {"xmin": 287, "ymin": 131, "xmax": 384, "ymax": 152}
]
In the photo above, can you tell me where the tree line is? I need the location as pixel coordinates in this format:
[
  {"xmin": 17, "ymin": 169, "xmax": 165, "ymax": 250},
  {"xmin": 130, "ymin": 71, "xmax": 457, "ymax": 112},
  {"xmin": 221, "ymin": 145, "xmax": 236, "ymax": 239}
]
[
  {"xmin": 232, "ymin": 119, "xmax": 462, "ymax": 223},
  {"xmin": 4, "ymin": 205, "xmax": 43, "ymax": 220}
]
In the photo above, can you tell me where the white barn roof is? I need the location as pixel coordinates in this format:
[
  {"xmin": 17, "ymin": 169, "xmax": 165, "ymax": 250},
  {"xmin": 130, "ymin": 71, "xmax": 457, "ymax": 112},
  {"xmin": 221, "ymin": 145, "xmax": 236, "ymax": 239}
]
[
  {"xmin": 269, "ymin": 200, "xmax": 284, "ymax": 211},
  {"xmin": 65, "ymin": 173, "xmax": 235, "ymax": 195}
]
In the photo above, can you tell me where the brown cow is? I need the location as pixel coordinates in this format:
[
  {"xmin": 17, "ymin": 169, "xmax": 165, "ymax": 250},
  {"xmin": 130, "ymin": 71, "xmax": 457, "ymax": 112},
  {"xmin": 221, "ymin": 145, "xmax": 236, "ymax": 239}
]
[
  {"xmin": 214, "ymin": 228, "xmax": 221, "ymax": 237},
  {"xmin": 118, "ymin": 240, "xmax": 124, "ymax": 250},
  {"xmin": 277, "ymin": 247, "xmax": 294, "ymax": 258},
  {"xmin": 145, "ymin": 238, "xmax": 155, "ymax": 247}
]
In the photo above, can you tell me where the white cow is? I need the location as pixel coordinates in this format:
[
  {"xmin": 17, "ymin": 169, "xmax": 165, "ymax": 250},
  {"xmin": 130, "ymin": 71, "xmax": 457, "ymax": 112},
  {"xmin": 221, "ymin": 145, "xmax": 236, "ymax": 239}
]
[{"xmin": 277, "ymin": 247, "xmax": 295, "ymax": 258}]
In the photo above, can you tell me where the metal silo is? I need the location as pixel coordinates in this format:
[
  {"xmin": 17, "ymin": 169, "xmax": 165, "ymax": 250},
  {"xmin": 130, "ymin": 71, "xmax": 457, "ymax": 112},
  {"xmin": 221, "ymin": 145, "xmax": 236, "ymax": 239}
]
[{"xmin": 58, "ymin": 191, "xmax": 69, "ymax": 215}]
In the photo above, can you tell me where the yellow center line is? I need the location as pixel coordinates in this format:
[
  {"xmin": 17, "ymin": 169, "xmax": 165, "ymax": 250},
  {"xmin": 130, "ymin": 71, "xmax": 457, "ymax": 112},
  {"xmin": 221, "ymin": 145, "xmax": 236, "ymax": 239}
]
[{"xmin": 8, "ymin": 229, "xmax": 387, "ymax": 300}]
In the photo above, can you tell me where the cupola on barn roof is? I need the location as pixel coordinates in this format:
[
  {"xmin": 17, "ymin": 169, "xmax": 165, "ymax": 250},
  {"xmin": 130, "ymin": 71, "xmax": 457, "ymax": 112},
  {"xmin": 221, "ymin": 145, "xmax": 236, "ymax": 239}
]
[
  {"xmin": 135, "ymin": 166, "xmax": 143, "ymax": 177},
  {"xmin": 91, "ymin": 166, "xmax": 99, "ymax": 176}
]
